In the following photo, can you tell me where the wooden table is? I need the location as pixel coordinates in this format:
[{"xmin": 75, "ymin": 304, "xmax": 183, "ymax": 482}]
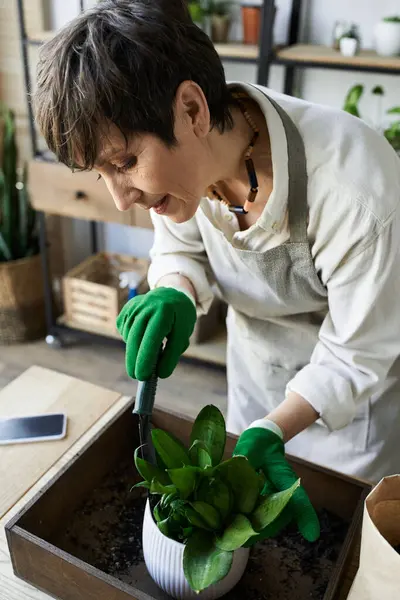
[{"xmin": 0, "ymin": 367, "xmax": 360, "ymax": 600}]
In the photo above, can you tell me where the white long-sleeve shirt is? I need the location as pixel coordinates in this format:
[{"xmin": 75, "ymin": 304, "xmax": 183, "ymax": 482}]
[{"xmin": 148, "ymin": 82, "xmax": 400, "ymax": 433}]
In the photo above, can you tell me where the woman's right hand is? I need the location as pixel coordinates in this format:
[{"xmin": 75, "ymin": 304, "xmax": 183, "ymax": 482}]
[{"xmin": 116, "ymin": 287, "xmax": 197, "ymax": 381}]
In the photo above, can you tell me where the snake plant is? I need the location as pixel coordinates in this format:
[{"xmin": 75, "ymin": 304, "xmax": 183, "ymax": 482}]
[{"xmin": 0, "ymin": 104, "xmax": 38, "ymax": 262}]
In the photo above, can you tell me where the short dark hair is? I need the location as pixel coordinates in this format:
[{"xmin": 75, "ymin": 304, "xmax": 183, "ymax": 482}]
[{"xmin": 33, "ymin": 0, "xmax": 235, "ymax": 170}]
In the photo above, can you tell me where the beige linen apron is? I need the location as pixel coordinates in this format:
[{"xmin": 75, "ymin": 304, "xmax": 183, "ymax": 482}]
[{"xmin": 197, "ymin": 88, "xmax": 399, "ymax": 483}]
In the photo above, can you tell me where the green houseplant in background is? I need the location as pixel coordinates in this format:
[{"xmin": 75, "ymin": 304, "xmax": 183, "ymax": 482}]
[
  {"xmin": 135, "ymin": 405, "xmax": 300, "ymax": 598},
  {"xmin": 342, "ymin": 84, "xmax": 400, "ymax": 156},
  {"xmin": 0, "ymin": 104, "xmax": 45, "ymax": 344}
]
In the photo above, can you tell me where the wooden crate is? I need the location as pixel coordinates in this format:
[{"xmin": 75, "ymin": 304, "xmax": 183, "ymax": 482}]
[
  {"xmin": 63, "ymin": 252, "xmax": 149, "ymax": 336},
  {"xmin": 5, "ymin": 404, "xmax": 372, "ymax": 600}
]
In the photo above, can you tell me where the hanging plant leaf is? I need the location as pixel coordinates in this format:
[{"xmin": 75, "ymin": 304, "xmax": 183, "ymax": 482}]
[
  {"xmin": 216, "ymin": 514, "xmax": 257, "ymax": 551},
  {"xmin": 190, "ymin": 501, "xmax": 221, "ymax": 530},
  {"xmin": 216, "ymin": 456, "xmax": 259, "ymax": 514},
  {"xmin": 190, "ymin": 405, "xmax": 226, "ymax": 466},
  {"xmin": 134, "ymin": 447, "xmax": 170, "ymax": 485},
  {"xmin": 251, "ymin": 479, "xmax": 300, "ymax": 531},
  {"xmin": 151, "ymin": 429, "xmax": 191, "ymax": 469},
  {"xmin": 189, "ymin": 440, "xmax": 213, "ymax": 469},
  {"xmin": 167, "ymin": 466, "xmax": 199, "ymax": 499},
  {"xmin": 196, "ymin": 477, "xmax": 233, "ymax": 521},
  {"xmin": 183, "ymin": 530, "xmax": 233, "ymax": 593}
]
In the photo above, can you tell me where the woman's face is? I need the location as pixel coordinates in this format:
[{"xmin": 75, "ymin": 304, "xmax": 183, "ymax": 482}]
[{"xmin": 93, "ymin": 82, "xmax": 216, "ymax": 224}]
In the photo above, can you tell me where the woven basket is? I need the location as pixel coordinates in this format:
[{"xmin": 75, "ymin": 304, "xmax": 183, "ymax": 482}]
[{"xmin": 0, "ymin": 254, "xmax": 46, "ymax": 344}]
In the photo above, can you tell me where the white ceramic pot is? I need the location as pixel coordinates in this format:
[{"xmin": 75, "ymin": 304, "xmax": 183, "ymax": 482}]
[
  {"xmin": 374, "ymin": 21, "xmax": 400, "ymax": 56},
  {"xmin": 340, "ymin": 37, "xmax": 358, "ymax": 57},
  {"xmin": 142, "ymin": 500, "xmax": 250, "ymax": 600}
]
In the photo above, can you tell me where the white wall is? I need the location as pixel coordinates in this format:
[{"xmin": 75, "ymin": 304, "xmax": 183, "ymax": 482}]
[{"xmin": 48, "ymin": 0, "xmax": 400, "ymax": 264}]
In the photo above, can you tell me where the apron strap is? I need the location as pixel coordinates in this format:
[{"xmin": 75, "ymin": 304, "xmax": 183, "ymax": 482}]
[{"xmin": 248, "ymin": 85, "xmax": 308, "ymax": 244}]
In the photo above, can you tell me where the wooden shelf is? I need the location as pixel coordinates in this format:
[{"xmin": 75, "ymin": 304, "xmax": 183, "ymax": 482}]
[
  {"xmin": 57, "ymin": 316, "xmax": 227, "ymax": 367},
  {"xmin": 214, "ymin": 43, "xmax": 259, "ymax": 61},
  {"xmin": 28, "ymin": 31, "xmax": 258, "ymax": 64},
  {"xmin": 26, "ymin": 33, "xmax": 400, "ymax": 74},
  {"xmin": 27, "ymin": 30, "xmax": 56, "ymax": 45},
  {"xmin": 274, "ymin": 44, "xmax": 400, "ymax": 73}
]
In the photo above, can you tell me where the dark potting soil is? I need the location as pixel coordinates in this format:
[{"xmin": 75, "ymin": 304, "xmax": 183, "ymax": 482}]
[{"xmin": 56, "ymin": 456, "xmax": 349, "ymax": 600}]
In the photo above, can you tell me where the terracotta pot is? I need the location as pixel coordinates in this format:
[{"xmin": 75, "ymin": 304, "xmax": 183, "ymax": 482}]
[
  {"xmin": 211, "ymin": 15, "xmax": 231, "ymax": 44},
  {"xmin": 241, "ymin": 5, "xmax": 261, "ymax": 44}
]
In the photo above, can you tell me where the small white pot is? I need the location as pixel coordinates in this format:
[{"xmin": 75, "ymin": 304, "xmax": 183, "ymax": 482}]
[
  {"xmin": 142, "ymin": 500, "xmax": 250, "ymax": 600},
  {"xmin": 374, "ymin": 21, "xmax": 400, "ymax": 56},
  {"xmin": 340, "ymin": 37, "xmax": 358, "ymax": 57}
]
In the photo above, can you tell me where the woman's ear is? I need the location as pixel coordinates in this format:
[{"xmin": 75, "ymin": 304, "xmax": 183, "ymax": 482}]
[{"xmin": 174, "ymin": 80, "xmax": 210, "ymax": 138}]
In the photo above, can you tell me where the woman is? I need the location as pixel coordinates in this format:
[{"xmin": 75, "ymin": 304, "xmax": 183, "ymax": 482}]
[{"xmin": 34, "ymin": 0, "xmax": 400, "ymax": 542}]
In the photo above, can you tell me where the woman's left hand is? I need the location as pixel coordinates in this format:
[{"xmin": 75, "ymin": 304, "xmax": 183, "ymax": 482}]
[{"xmin": 233, "ymin": 426, "xmax": 320, "ymax": 543}]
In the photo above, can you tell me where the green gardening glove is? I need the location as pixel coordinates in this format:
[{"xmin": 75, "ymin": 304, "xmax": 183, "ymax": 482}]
[
  {"xmin": 233, "ymin": 424, "xmax": 320, "ymax": 544},
  {"xmin": 116, "ymin": 287, "xmax": 197, "ymax": 381}
]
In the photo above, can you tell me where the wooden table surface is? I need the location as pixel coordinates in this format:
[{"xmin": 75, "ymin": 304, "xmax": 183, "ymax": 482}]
[{"xmin": 0, "ymin": 367, "xmax": 359, "ymax": 600}]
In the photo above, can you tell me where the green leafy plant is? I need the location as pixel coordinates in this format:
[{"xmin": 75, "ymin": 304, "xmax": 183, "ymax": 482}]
[
  {"xmin": 382, "ymin": 16, "xmax": 400, "ymax": 23},
  {"xmin": 0, "ymin": 104, "xmax": 38, "ymax": 262},
  {"xmin": 384, "ymin": 107, "xmax": 400, "ymax": 152},
  {"xmin": 134, "ymin": 405, "xmax": 300, "ymax": 593},
  {"xmin": 188, "ymin": 1, "xmax": 204, "ymax": 22},
  {"xmin": 204, "ymin": 0, "xmax": 232, "ymax": 17},
  {"xmin": 342, "ymin": 85, "xmax": 400, "ymax": 154}
]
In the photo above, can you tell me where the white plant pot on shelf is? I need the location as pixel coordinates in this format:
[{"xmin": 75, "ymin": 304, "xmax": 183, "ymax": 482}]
[
  {"xmin": 340, "ymin": 37, "xmax": 358, "ymax": 57},
  {"xmin": 142, "ymin": 500, "xmax": 250, "ymax": 600},
  {"xmin": 374, "ymin": 21, "xmax": 400, "ymax": 56}
]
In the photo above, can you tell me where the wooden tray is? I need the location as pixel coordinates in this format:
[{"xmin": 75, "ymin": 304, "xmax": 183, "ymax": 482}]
[{"xmin": 5, "ymin": 404, "xmax": 371, "ymax": 600}]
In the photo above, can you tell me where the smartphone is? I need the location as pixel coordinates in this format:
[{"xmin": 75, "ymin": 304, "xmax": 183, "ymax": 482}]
[{"xmin": 0, "ymin": 413, "xmax": 67, "ymax": 445}]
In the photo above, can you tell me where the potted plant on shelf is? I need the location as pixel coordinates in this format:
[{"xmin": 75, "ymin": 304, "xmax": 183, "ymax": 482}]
[
  {"xmin": 240, "ymin": 0, "xmax": 263, "ymax": 45},
  {"xmin": 374, "ymin": 15, "xmax": 400, "ymax": 57},
  {"xmin": 134, "ymin": 405, "xmax": 300, "ymax": 599},
  {"xmin": 206, "ymin": 0, "xmax": 232, "ymax": 44},
  {"xmin": 339, "ymin": 23, "xmax": 361, "ymax": 57},
  {"xmin": 0, "ymin": 104, "xmax": 45, "ymax": 344},
  {"xmin": 342, "ymin": 84, "xmax": 400, "ymax": 157}
]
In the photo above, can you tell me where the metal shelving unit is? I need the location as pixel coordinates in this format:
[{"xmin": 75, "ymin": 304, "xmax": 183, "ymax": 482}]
[{"xmin": 16, "ymin": 0, "xmax": 400, "ymax": 362}]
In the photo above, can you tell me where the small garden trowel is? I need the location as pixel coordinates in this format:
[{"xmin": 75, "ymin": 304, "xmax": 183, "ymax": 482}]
[{"xmin": 132, "ymin": 366, "xmax": 158, "ymax": 467}]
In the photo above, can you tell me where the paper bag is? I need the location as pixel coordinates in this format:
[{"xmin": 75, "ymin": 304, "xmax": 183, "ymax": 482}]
[{"xmin": 347, "ymin": 475, "xmax": 400, "ymax": 600}]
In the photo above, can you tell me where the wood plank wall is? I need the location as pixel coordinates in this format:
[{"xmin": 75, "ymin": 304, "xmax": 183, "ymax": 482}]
[{"xmin": 0, "ymin": 0, "xmax": 66, "ymax": 306}]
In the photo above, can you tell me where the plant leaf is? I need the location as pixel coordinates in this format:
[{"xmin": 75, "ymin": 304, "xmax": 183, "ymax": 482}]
[
  {"xmin": 190, "ymin": 405, "xmax": 226, "ymax": 466},
  {"xmin": 189, "ymin": 440, "xmax": 213, "ymax": 469},
  {"xmin": 134, "ymin": 447, "xmax": 170, "ymax": 485},
  {"xmin": 251, "ymin": 479, "xmax": 300, "ymax": 531},
  {"xmin": 160, "ymin": 490, "xmax": 179, "ymax": 511},
  {"xmin": 190, "ymin": 501, "xmax": 221, "ymax": 530},
  {"xmin": 185, "ymin": 506, "xmax": 210, "ymax": 529},
  {"xmin": 183, "ymin": 530, "xmax": 233, "ymax": 593},
  {"xmin": 130, "ymin": 480, "xmax": 150, "ymax": 492},
  {"xmin": 149, "ymin": 479, "xmax": 177, "ymax": 495},
  {"xmin": 0, "ymin": 231, "xmax": 12, "ymax": 262},
  {"xmin": 167, "ymin": 466, "xmax": 199, "ymax": 499},
  {"xmin": 216, "ymin": 514, "xmax": 257, "ymax": 551},
  {"xmin": 387, "ymin": 106, "xmax": 400, "ymax": 114},
  {"xmin": 196, "ymin": 477, "xmax": 233, "ymax": 521},
  {"xmin": 151, "ymin": 429, "xmax": 191, "ymax": 469},
  {"xmin": 216, "ymin": 456, "xmax": 259, "ymax": 514},
  {"xmin": 153, "ymin": 500, "xmax": 165, "ymax": 523}
]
